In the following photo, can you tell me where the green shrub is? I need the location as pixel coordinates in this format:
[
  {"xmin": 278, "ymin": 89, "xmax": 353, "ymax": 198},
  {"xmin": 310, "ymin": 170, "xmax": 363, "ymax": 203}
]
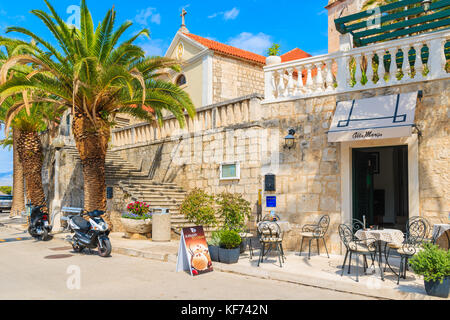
[
  {"xmin": 409, "ymin": 243, "xmax": 450, "ymax": 283},
  {"xmin": 0, "ymin": 186, "xmax": 12, "ymax": 195},
  {"xmin": 219, "ymin": 229, "xmax": 242, "ymax": 249},
  {"xmin": 208, "ymin": 230, "xmax": 223, "ymax": 246},
  {"xmin": 267, "ymin": 43, "xmax": 281, "ymax": 56},
  {"xmin": 180, "ymin": 189, "xmax": 217, "ymax": 227},
  {"xmin": 216, "ymin": 192, "xmax": 251, "ymax": 232}
]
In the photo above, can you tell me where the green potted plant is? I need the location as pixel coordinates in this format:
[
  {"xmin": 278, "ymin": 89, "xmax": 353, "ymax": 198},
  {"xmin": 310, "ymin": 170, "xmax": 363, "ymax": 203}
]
[
  {"xmin": 216, "ymin": 192, "xmax": 251, "ymax": 253},
  {"xmin": 121, "ymin": 201, "xmax": 152, "ymax": 238},
  {"xmin": 180, "ymin": 189, "xmax": 217, "ymax": 227},
  {"xmin": 409, "ymin": 242, "xmax": 450, "ymax": 298},
  {"xmin": 207, "ymin": 230, "xmax": 222, "ymax": 262},
  {"xmin": 218, "ymin": 229, "xmax": 242, "ymax": 264},
  {"xmin": 266, "ymin": 43, "xmax": 281, "ymax": 66}
]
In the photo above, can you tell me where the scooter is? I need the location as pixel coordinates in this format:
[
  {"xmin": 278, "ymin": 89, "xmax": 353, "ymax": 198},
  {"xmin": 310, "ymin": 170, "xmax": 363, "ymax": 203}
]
[
  {"xmin": 27, "ymin": 204, "xmax": 52, "ymax": 241},
  {"xmin": 62, "ymin": 210, "xmax": 111, "ymax": 257}
]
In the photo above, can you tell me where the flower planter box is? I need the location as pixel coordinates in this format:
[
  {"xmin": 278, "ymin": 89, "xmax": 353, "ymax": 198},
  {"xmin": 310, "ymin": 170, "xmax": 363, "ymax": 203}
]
[
  {"xmin": 424, "ymin": 277, "xmax": 449, "ymax": 298},
  {"xmin": 208, "ymin": 245, "xmax": 219, "ymax": 262},
  {"xmin": 218, "ymin": 247, "xmax": 240, "ymax": 264},
  {"xmin": 120, "ymin": 218, "xmax": 152, "ymax": 239}
]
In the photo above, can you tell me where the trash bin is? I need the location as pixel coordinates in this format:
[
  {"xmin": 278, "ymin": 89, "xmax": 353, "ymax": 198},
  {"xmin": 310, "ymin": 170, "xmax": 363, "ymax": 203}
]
[{"xmin": 151, "ymin": 208, "xmax": 171, "ymax": 242}]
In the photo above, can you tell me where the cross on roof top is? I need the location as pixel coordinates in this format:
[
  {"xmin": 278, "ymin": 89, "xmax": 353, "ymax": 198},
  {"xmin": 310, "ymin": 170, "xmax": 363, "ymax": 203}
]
[{"xmin": 179, "ymin": 8, "xmax": 189, "ymax": 33}]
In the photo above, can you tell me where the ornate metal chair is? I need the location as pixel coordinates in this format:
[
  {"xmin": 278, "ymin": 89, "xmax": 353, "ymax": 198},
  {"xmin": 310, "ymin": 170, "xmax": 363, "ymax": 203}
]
[
  {"xmin": 395, "ymin": 219, "xmax": 427, "ymax": 284},
  {"xmin": 257, "ymin": 221, "xmax": 285, "ymax": 268},
  {"xmin": 407, "ymin": 216, "xmax": 433, "ymax": 242},
  {"xmin": 298, "ymin": 215, "xmax": 330, "ymax": 259},
  {"xmin": 338, "ymin": 224, "xmax": 379, "ymax": 282},
  {"xmin": 352, "ymin": 219, "xmax": 365, "ymax": 237},
  {"xmin": 262, "ymin": 214, "xmax": 281, "ymax": 222}
]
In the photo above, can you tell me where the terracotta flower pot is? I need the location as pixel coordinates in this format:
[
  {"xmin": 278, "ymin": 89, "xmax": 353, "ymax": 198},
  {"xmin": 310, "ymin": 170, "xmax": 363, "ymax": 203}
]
[{"xmin": 120, "ymin": 217, "xmax": 152, "ymax": 234}]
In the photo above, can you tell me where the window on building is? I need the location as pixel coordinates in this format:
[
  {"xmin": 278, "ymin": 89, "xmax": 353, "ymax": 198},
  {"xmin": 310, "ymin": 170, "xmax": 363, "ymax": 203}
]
[
  {"xmin": 176, "ymin": 74, "xmax": 187, "ymax": 87},
  {"xmin": 220, "ymin": 162, "xmax": 240, "ymax": 180}
]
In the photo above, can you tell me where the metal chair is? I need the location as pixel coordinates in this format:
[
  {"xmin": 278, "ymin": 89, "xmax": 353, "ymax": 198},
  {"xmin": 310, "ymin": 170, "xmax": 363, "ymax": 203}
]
[
  {"xmin": 257, "ymin": 221, "xmax": 285, "ymax": 268},
  {"xmin": 299, "ymin": 215, "xmax": 330, "ymax": 259},
  {"xmin": 396, "ymin": 219, "xmax": 427, "ymax": 284},
  {"xmin": 352, "ymin": 219, "xmax": 365, "ymax": 237},
  {"xmin": 262, "ymin": 214, "xmax": 281, "ymax": 222},
  {"xmin": 407, "ymin": 216, "xmax": 433, "ymax": 243},
  {"xmin": 338, "ymin": 224, "xmax": 379, "ymax": 282}
]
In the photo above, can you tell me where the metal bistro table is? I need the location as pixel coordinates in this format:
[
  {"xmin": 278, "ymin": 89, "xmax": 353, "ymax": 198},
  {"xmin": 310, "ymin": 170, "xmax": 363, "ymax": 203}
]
[
  {"xmin": 432, "ymin": 224, "xmax": 450, "ymax": 249},
  {"xmin": 355, "ymin": 228, "xmax": 405, "ymax": 279}
]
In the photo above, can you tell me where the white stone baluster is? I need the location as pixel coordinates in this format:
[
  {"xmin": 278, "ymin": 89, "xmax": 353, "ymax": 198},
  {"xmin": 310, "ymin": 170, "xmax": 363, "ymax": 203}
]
[
  {"xmin": 413, "ymin": 43, "xmax": 424, "ymax": 80},
  {"xmin": 365, "ymin": 52, "xmax": 374, "ymax": 86},
  {"xmin": 287, "ymin": 68, "xmax": 295, "ymax": 96},
  {"xmin": 295, "ymin": 65, "xmax": 304, "ymax": 95},
  {"xmin": 315, "ymin": 62, "xmax": 324, "ymax": 92},
  {"xmin": 277, "ymin": 69, "xmax": 286, "ymax": 97},
  {"xmin": 400, "ymin": 45, "xmax": 412, "ymax": 81},
  {"xmin": 389, "ymin": 47, "xmax": 399, "ymax": 83},
  {"xmin": 265, "ymin": 71, "xmax": 276, "ymax": 101},
  {"xmin": 325, "ymin": 59, "xmax": 334, "ymax": 91},
  {"xmin": 376, "ymin": 49, "xmax": 387, "ymax": 85},
  {"xmin": 305, "ymin": 64, "xmax": 314, "ymax": 93},
  {"xmin": 353, "ymin": 54, "xmax": 363, "ymax": 88}
]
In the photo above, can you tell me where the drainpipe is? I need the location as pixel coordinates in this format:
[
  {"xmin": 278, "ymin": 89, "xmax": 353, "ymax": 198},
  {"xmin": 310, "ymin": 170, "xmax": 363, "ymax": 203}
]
[{"xmin": 51, "ymin": 137, "xmax": 65, "ymax": 231}]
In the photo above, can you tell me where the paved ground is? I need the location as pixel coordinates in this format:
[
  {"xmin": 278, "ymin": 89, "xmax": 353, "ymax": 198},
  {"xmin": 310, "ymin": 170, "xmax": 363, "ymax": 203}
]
[{"xmin": 0, "ymin": 227, "xmax": 375, "ymax": 300}]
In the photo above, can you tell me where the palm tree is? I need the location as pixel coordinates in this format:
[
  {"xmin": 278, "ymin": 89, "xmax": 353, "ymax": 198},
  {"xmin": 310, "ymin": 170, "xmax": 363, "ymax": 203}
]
[
  {"xmin": 0, "ymin": 94, "xmax": 63, "ymax": 213},
  {"xmin": 0, "ymin": 48, "xmax": 25, "ymax": 217},
  {"xmin": 0, "ymin": 0, "xmax": 195, "ymax": 220}
]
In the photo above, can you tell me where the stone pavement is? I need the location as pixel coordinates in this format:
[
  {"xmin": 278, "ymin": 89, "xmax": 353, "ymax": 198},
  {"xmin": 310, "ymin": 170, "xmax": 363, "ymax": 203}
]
[{"xmin": 0, "ymin": 215, "xmax": 446, "ymax": 301}]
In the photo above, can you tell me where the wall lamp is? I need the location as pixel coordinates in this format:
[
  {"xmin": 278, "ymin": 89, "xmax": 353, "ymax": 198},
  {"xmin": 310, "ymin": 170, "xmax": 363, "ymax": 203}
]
[
  {"xmin": 422, "ymin": 0, "xmax": 432, "ymax": 12},
  {"xmin": 284, "ymin": 128, "xmax": 296, "ymax": 150}
]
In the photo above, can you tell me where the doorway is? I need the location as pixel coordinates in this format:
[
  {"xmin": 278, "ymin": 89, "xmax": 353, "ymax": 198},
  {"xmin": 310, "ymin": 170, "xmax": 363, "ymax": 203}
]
[{"xmin": 352, "ymin": 145, "xmax": 409, "ymax": 231}]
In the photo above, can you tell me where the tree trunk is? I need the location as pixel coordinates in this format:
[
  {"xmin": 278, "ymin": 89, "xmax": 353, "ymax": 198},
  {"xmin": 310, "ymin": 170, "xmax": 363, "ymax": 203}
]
[
  {"xmin": 72, "ymin": 112, "xmax": 112, "ymax": 227},
  {"xmin": 10, "ymin": 128, "xmax": 25, "ymax": 217},
  {"xmin": 17, "ymin": 130, "xmax": 47, "ymax": 212}
]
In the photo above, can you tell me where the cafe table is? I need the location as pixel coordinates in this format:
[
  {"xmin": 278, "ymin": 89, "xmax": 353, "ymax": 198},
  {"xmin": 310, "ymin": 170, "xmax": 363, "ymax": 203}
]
[
  {"xmin": 432, "ymin": 224, "xmax": 450, "ymax": 249},
  {"xmin": 355, "ymin": 228, "xmax": 405, "ymax": 279}
]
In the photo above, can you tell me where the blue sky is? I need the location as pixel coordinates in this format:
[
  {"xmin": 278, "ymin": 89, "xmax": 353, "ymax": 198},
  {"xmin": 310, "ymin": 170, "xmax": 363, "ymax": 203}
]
[{"xmin": 0, "ymin": 0, "xmax": 330, "ymax": 186}]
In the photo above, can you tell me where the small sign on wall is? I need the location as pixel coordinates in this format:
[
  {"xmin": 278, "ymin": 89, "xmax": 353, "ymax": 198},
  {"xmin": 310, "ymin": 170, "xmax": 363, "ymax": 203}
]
[{"xmin": 266, "ymin": 196, "xmax": 277, "ymax": 208}]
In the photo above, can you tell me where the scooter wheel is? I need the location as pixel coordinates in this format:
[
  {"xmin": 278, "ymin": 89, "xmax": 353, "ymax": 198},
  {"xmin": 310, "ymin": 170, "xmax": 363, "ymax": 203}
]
[
  {"xmin": 98, "ymin": 238, "xmax": 112, "ymax": 257},
  {"xmin": 40, "ymin": 228, "xmax": 51, "ymax": 241},
  {"xmin": 72, "ymin": 243, "xmax": 84, "ymax": 253},
  {"xmin": 28, "ymin": 226, "xmax": 38, "ymax": 238}
]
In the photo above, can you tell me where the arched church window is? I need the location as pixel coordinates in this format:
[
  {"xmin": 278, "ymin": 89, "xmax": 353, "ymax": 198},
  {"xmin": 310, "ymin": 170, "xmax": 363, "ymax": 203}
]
[{"xmin": 176, "ymin": 74, "xmax": 187, "ymax": 87}]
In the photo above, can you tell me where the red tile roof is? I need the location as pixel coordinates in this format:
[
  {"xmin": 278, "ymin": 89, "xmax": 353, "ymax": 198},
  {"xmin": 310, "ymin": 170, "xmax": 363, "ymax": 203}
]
[
  {"xmin": 280, "ymin": 48, "xmax": 312, "ymax": 63},
  {"xmin": 183, "ymin": 32, "xmax": 312, "ymax": 66},
  {"xmin": 183, "ymin": 33, "xmax": 267, "ymax": 65}
]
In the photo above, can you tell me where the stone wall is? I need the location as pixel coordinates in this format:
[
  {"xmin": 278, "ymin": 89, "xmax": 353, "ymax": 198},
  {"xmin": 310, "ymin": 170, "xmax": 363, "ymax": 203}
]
[
  {"xmin": 212, "ymin": 54, "xmax": 264, "ymax": 103},
  {"xmin": 49, "ymin": 79, "xmax": 449, "ymax": 255}
]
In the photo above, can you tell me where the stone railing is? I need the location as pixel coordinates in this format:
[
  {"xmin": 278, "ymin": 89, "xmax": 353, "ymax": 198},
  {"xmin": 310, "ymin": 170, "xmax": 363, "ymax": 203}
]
[
  {"xmin": 264, "ymin": 29, "xmax": 450, "ymax": 103},
  {"xmin": 111, "ymin": 94, "xmax": 263, "ymax": 149}
]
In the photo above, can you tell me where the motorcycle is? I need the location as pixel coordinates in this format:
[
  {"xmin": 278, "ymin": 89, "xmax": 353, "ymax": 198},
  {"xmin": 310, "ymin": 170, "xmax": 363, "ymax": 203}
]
[
  {"xmin": 62, "ymin": 210, "xmax": 112, "ymax": 257},
  {"xmin": 27, "ymin": 204, "xmax": 52, "ymax": 241}
]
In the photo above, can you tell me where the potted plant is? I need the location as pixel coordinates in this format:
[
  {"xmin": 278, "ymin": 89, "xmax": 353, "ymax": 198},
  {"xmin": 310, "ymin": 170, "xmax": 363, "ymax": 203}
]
[
  {"xmin": 121, "ymin": 201, "xmax": 152, "ymax": 238},
  {"xmin": 180, "ymin": 189, "xmax": 217, "ymax": 228},
  {"xmin": 207, "ymin": 230, "xmax": 222, "ymax": 262},
  {"xmin": 218, "ymin": 229, "xmax": 242, "ymax": 264},
  {"xmin": 266, "ymin": 43, "xmax": 282, "ymax": 66},
  {"xmin": 409, "ymin": 242, "xmax": 450, "ymax": 298}
]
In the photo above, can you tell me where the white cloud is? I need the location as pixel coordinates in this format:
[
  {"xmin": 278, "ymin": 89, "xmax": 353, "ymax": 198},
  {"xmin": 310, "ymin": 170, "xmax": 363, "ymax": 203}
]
[
  {"xmin": 223, "ymin": 8, "xmax": 240, "ymax": 20},
  {"xmin": 208, "ymin": 7, "xmax": 240, "ymax": 21},
  {"xmin": 228, "ymin": 32, "xmax": 272, "ymax": 55},
  {"xmin": 138, "ymin": 38, "xmax": 167, "ymax": 56},
  {"xmin": 135, "ymin": 7, "xmax": 161, "ymax": 26}
]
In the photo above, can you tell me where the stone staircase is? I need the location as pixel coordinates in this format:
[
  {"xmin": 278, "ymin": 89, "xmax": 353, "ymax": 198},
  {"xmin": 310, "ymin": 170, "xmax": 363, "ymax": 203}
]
[{"xmin": 64, "ymin": 147, "xmax": 220, "ymax": 236}]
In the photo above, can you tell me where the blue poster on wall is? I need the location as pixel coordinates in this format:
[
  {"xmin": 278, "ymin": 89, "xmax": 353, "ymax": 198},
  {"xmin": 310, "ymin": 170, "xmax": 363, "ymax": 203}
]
[{"xmin": 266, "ymin": 196, "xmax": 277, "ymax": 208}]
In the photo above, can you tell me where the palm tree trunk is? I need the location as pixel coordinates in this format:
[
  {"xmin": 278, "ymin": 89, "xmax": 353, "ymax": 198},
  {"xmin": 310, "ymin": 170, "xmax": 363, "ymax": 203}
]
[
  {"xmin": 72, "ymin": 112, "xmax": 112, "ymax": 227},
  {"xmin": 10, "ymin": 128, "xmax": 25, "ymax": 217},
  {"xmin": 17, "ymin": 130, "xmax": 47, "ymax": 212}
]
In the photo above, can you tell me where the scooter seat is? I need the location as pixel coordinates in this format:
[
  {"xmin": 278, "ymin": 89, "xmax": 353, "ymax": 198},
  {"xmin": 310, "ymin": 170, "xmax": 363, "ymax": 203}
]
[{"xmin": 72, "ymin": 216, "xmax": 91, "ymax": 231}]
